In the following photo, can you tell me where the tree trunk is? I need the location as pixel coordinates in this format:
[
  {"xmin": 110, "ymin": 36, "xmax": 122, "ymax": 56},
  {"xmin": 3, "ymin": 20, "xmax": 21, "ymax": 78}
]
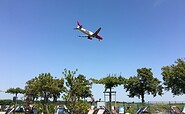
[
  {"xmin": 15, "ymin": 93, "xmax": 18, "ymax": 104},
  {"xmin": 44, "ymin": 92, "xmax": 49, "ymax": 114},
  {"xmin": 109, "ymin": 88, "xmax": 112, "ymax": 112},
  {"xmin": 53, "ymin": 95, "xmax": 57, "ymax": 102},
  {"xmin": 32, "ymin": 96, "xmax": 35, "ymax": 103},
  {"xmin": 141, "ymin": 93, "xmax": 145, "ymax": 104},
  {"xmin": 13, "ymin": 94, "xmax": 18, "ymax": 114}
]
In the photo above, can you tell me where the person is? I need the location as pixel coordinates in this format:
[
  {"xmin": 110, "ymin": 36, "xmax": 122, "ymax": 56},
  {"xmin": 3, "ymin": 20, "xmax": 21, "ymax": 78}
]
[
  {"xmin": 29, "ymin": 105, "xmax": 34, "ymax": 114},
  {"xmin": 111, "ymin": 106, "xmax": 118, "ymax": 114}
]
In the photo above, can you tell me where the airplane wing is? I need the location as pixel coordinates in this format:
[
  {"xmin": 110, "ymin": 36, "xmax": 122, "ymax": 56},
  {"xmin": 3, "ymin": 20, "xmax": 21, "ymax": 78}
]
[
  {"xmin": 78, "ymin": 35, "xmax": 88, "ymax": 37},
  {"xmin": 92, "ymin": 28, "xmax": 101, "ymax": 37},
  {"xmin": 78, "ymin": 35, "xmax": 92, "ymax": 40}
]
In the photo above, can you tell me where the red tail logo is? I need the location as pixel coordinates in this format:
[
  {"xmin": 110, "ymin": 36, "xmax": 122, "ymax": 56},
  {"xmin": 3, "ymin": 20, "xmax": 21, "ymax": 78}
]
[{"xmin": 77, "ymin": 21, "xmax": 81, "ymax": 26}]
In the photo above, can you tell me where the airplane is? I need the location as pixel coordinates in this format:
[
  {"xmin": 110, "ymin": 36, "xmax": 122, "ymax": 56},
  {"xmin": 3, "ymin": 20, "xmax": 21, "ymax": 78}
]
[{"xmin": 74, "ymin": 21, "xmax": 103, "ymax": 41}]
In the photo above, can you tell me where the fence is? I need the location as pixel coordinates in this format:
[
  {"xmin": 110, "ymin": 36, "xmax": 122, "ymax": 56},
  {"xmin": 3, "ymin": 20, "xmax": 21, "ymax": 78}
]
[
  {"xmin": 115, "ymin": 101, "xmax": 185, "ymax": 114},
  {"xmin": 148, "ymin": 101, "xmax": 185, "ymax": 105}
]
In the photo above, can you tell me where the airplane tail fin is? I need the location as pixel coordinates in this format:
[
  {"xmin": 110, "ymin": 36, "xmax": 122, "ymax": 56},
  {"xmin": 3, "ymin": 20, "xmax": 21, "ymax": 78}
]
[
  {"xmin": 74, "ymin": 21, "xmax": 82, "ymax": 30},
  {"xmin": 77, "ymin": 21, "xmax": 81, "ymax": 26},
  {"xmin": 77, "ymin": 21, "xmax": 82, "ymax": 29}
]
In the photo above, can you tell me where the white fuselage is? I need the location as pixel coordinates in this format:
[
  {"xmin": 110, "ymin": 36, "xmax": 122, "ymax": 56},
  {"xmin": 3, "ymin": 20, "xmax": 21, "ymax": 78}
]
[{"xmin": 79, "ymin": 28, "xmax": 94, "ymax": 36}]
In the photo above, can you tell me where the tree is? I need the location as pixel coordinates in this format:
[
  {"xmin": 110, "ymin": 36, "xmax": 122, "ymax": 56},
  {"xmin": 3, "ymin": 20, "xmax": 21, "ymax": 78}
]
[
  {"xmin": 94, "ymin": 75, "xmax": 124, "ymax": 111},
  {"xmin": 62, "ymin": 69, "xmax": 92, "ymax": 114},
  {"xmin": 124, "ymin": 68, "xmax": 163, "ymax": 103},
  {"xmin": 6, "ymin": 87, "xmax": 24, "ymax": 98},
  {"xmin": 6, "ymin": 87, "xmax": 24, "ymax": 105},
  {"xmin": 25, "ymin": 73, "xmax": 64, "ymax": 113},
  {"xmin": 25, "ymin": 78, "xmax": 39, "ymax": 102},
  {"xmin": 162, "ymin": 58, "xmax": 185, "ymax": 95},
  {"xmin": 51, "ymin": 78, "xmax": 65, "ymax": 102},
  {"xmin": 0, "ymin": 99, "xmax": 12, "ymax": 105}
]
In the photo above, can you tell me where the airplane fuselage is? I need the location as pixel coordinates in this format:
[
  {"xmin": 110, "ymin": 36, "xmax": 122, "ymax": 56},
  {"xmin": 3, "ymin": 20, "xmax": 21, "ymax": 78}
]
[
  {"xmin": 79, "ymin": 27, "xmax": 102, "ymax": 40},
  {"xmin": 79, "ymin": 28, "xmax": 93, "ymax": 36}
]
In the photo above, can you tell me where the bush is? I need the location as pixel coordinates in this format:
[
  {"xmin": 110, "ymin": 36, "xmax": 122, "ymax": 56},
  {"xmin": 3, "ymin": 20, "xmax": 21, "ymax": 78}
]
[{"xmin": 0, "ymin": 99, "xmax": 12, "ymax": 105}]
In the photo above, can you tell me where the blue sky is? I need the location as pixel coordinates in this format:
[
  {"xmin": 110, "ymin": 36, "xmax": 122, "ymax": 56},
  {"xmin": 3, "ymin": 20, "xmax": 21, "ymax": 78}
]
[{"xmin": 0, "ymin": 0, "xmax": 185, "ymax": 102}]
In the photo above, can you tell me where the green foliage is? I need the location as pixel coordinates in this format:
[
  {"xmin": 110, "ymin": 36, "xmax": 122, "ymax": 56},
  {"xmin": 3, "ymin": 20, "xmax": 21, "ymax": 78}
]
[
  {"xmin": 25, "ymin": 78, "xmax": 39, "ymax": 102},
  {"xmin": 124, "ymin": 68, "xmax": 163, "ymax": 103},
  {"xmin": 25, "ymin": 73, "xmax": 64, "ymax": 102},
  {"xmin": 34, "ymin": 102, "xmax": 45, "ymax": 114},
  {"xmin": 47, "ymin": 103, "xmax": 56, "ymax": 114},
  {"xmin": 75, "ymin": 100, "xmax": 90, "ymax": 114},
  {"xmin": 6, "ymin": 87, "xmax": 24, "ymax": 97},
  {"xmin": 24, "ymin": 73, "xmax": 64, "ymax": 114},
  {"xmin": 162, "ymin": 58, "xmax": 185, "ymax": 95},
  {"xmin": 95, "ymin": 75, "xmax": 124, "ymax": 91},
  {"xmin": 62, "ymin": 69, "xmax": 92, "ymax": 114},
  {"xmin": 0, "ymin": 99, "xmax": 12, "ymax": 105}
]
